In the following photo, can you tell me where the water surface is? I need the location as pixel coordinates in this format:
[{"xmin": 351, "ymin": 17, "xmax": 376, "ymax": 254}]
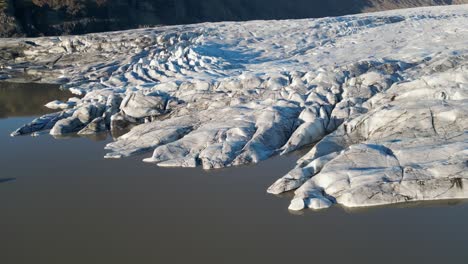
[
  {"xmin": 0, "ymin": 82, "xmax": 467, "ymax": 264},
  {"xmin": 0, "ymin": 82, "xmax": 72, "ymax": 118}
]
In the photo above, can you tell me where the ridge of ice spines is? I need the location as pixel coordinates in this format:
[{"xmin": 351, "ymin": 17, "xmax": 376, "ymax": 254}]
[{"xmin": 4, "ymin": 5, "xmax": 468, "ymax": 210}]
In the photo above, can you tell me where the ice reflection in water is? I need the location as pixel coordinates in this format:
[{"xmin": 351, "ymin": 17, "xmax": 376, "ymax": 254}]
[
  {"xmin": 0, "ymin": 82, "xmax": 467, "ymax": 264},
  {"xmin": 0, "ymin": 82, "xmax": 71, "ymax": 118}
]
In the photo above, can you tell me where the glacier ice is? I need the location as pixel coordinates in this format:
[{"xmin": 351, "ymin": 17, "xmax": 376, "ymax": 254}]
[{"xmin": 2, "ymin": 5, "xmax": 468, "ymax": 210}]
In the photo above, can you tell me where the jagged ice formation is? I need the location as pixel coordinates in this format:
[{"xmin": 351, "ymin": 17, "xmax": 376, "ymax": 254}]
[{"xmin": 1, "ymin": 5, "xmax": 467, "ymax": 211}]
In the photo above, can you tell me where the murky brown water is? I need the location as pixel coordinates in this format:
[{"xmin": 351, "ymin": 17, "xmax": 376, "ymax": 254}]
[
  {"xmin": 1, "ymin": 82, "xmax": 467, "ymax": 264},
  {"xmin": 0, "ymin": 82, "xmax": 72, "ymax": 118}
]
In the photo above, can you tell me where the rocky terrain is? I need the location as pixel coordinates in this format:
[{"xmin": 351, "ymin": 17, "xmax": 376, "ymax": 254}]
[
  {"xmin": 1, "ymin": 5, "xmax": 467, "ymax": 211},
  {"xmin": 1, "ymin": 0, "xmax": 468, "ymax": 37}
]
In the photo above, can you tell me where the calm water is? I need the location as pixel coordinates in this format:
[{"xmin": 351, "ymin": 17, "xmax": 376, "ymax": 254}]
[{"xmin": 0, "ymin": 82, "xmax": 467, "ymax": 264}]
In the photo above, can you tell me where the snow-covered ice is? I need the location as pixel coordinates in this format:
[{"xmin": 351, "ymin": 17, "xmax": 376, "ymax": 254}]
[{"xmin": 2, "ymin": 5, "xmax": 467, "ymax": 210}]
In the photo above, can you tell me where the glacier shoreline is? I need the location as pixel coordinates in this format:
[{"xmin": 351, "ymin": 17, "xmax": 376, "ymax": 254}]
[{"xmin": 1, "ymin": 5, "xmax": 467, "ymax": 211}]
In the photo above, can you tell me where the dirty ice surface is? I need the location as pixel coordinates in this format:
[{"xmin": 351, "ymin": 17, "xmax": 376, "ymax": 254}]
[{"xmin": 1, "ymin": 5, "xmax": 467, "ymax": 210}]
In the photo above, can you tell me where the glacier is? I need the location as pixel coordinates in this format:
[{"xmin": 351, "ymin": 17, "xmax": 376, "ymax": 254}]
[{"xmin": 1, "ymin": 5, "xmax": 467, "ymax": 211}]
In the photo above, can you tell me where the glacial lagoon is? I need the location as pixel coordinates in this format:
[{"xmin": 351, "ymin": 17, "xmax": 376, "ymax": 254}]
[{"xmin": 1, "ymin": 82, "xmax": 467, "ymax": 263}]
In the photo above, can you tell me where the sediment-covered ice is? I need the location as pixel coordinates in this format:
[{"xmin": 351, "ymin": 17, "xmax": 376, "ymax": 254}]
[{"xmin": 2, "ymin": 5, "xmax": 467, "ymax": 210}]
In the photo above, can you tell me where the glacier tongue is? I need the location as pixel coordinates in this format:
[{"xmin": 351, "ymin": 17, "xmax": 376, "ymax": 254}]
[
  {"xmin": 3, "ymin": 5, "xmax": 468, "ymax": 210},
  {"xmin": 280, "ymin": 61, "xmax": 468, "ymax": 210}
]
